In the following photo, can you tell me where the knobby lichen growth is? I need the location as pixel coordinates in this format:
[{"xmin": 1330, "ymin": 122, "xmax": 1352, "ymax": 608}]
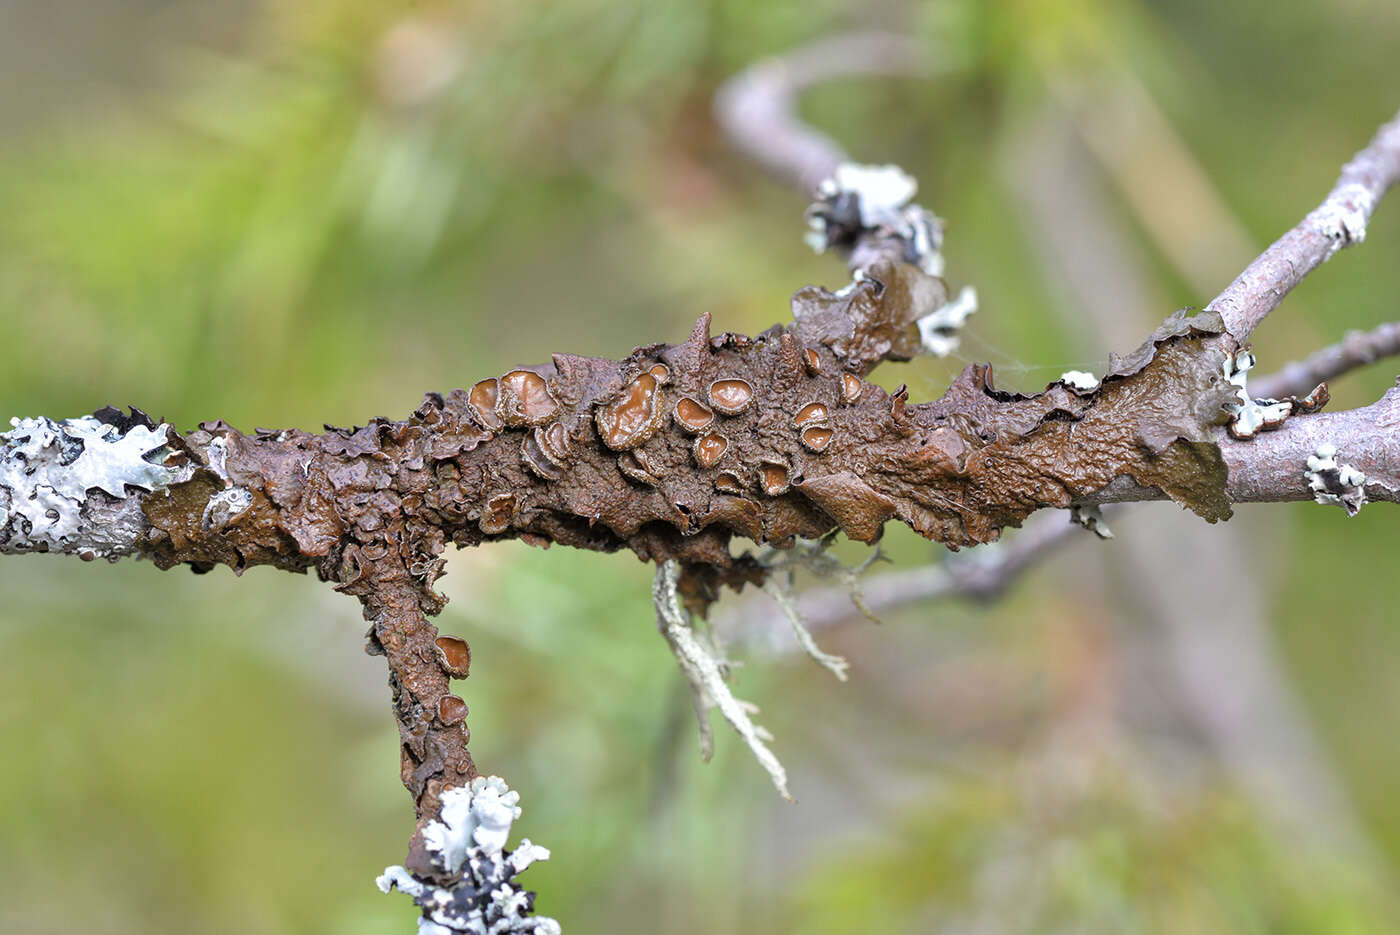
[{"xmin": 0, "ymin": 171, "xmax": 1279, "ymax": 824}]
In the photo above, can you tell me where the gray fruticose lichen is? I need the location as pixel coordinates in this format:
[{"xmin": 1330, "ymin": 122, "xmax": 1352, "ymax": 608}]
[
  {"xmin": 377, "ymin": 776, "xmax": 560, "ymax": 935},
  {"xmin": 0, "ymin": 415, "xmax": 193, "ymax": 559}
]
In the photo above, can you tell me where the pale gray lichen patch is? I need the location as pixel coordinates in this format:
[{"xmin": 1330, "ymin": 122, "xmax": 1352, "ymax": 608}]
[
  {"xmin": 917, "ymin": 284, "xmax": 977, "ymax": 358},
  {"xmin": 0, "ymin": 415, "xmax": 191, "ymax": 558},
  {"xmin": 378, "ymin": 776, "xmax": 560, "ymax": 935},
  {"xmin": 206, "ymin": 435, "xmax": 231, "ymax": 483},
  {"xmin": 1305, "ymin": 443, "xmax": 1367, "ymax": 516}
]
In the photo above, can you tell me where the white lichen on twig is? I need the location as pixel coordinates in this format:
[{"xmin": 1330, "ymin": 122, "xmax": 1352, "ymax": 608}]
[
  {"xmin": 377, "ymin": 776, "xmax": 560, "ymax": 935},
  {"xmin": 1313, "ymin": 182, "xmax": 1374, "ymax": 260},
  {"xmin": 755, "ymin": 533, "xmax": 886, "ymax": 652},
  {"xmin": 803, "ymin": 162, "xmax": 978, "ymax": 357},
  {"xmin": 1223, "ymin": 351, "xmax": 1328, "ymax": 439},
  {"xmin": 1068, "ymin": 504, "xmax": 1114, "ymax": 539},
  {"xmin": 917, "ymin": 284, "xmax": 978, "ymax": 358},
  {"xmin": 1305, "ymin": 443, "xmax": 1368, "ymax": 516},
  {"xmin": 654, "ymin": 560, "xmax": 792, "ymax": 800},
  {"xmin": 1225, "ymin": 351, "xmax": 1292, "ymax": 438},
  {"xmin": 805, "ymin": 162, "xmax": 947, "ymax": 275},
  {"xmin": 0, "ymin": 414, "xmax": 192, "ymax": 559},
  {"xmin": 1058, "ymin": 370, "xmax": 1100, "ymax": 393}
]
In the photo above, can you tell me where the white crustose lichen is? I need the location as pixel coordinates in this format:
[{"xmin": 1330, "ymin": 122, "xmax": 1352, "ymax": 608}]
[
  {"xmin": 804, "ymin": 162, "xmax": 978, "ymax": 358},
  {"xmin": 378, "ymin": 776, "xmax": 560, "ymax": 935},
  {"xmin": 1313, "ymin": 182, "xmax": 1374, "ymax": 260}
]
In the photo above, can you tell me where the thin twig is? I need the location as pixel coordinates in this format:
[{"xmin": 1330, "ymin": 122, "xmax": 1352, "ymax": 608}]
[
  {"xmin": 1251, "ymin": 321, "xmax": 1400, "ymax": 400},
  {"xmin": 713, "ymin": 32, "xmax": 931, "ymax": 195},
  {"xmin": 1207, "ymin": 109, "xmax": 1400, "ymax": 341},
  {"xmin": 718, "ymin": 509, "xmax": 1088, "ymax": 645}
]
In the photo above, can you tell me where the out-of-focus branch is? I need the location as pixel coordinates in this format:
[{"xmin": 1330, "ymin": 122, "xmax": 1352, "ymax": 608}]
[
  {"xmin": 1251, "ymin": 321, "xmax": 1400, "ymax": 400},
  {"xmin": 713, "ymin": 32, "xmax": 930, "ymax": 195},
  {"xmin": 1208, "ymin": 109, "xmax": 1400, "ymax": 342},
  {"xmin": 718, "ymin": 508, "xmax": 1090, "ymax": 645}
]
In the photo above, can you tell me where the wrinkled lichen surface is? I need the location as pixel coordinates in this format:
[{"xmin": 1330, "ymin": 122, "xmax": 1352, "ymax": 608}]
[{"xmin": 0, "ymin": 252, "xmax": 1263, "ymax": 875}]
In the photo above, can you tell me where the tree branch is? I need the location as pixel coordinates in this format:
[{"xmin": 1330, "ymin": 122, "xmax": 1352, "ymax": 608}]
[
  {"xmin": 1250, "ymin": 321, "xmax": 1400, "ymax": 400},
  {"xmin": 6, "ymin": 36, "xmax": 1400, "ymax": 931},
  {"xmin": 717, "ymin": 506, "xmax": 1089, "ymax": 646},
  {"xmin": 1207, "ymin": 108, "xmax": 1400, "ymax": 342},
  {"xmin": 713, "ymin": 31, "xmax": 929, "ymax": 194}
]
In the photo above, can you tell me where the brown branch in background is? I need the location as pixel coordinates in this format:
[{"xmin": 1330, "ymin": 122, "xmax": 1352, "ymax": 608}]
[{"xmin": 1208, "ymin": 108, "xmax": 1400, "ymax": 342}]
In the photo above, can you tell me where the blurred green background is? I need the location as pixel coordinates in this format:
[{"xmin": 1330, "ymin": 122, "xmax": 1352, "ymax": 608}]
[{"xmin": 3, "ymin": 1, "xmax": 1400, "ymax": 932}]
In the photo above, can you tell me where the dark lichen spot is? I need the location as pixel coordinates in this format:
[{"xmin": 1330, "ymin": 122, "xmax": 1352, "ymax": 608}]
[
  {"xmin": 841, "ymin": 373, "xmax": 864, "ymax": 405},
  {"xmin": 890, "ymin": 384, "xmax": 908, "ymax": 422},
  {"xmin": 521, "ymin": 432, "xmax": 564, "ymax": 481},
  {"xmin": 480, "ymin": 493, "xmax": 515, "ymax": 534},
  {"xmin": 793, "ymin": 402, "xmax": 829, "ymax": 428},
  {"xmin": 760, "ymin": 459, "xmax": 790, "ymax": 496},
  {"xmin": 437, "ymin": 695, "xmax": 469, "ymax": 724},
  {"xmin": 538, "ymin": 421, "xmax": 571, "ymax": 461},
  {"xmin": 715, "ymin": 471, "xmax": 746, "ymax": 495},
  {"xmin": 617, "ymin": 449, "xmax": 661, "ymax": 486}
]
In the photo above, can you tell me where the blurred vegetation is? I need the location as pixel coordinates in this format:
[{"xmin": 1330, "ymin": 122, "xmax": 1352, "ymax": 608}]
[{"xmin": 2, "ymin": 1, "xmax": 1400, "ymax": 932}]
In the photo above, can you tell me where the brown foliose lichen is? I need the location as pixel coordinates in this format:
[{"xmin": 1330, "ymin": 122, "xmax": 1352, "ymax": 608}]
[{"xmin": 131, "ymin": 261, "xmax": 1249, "ymax": 866}]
